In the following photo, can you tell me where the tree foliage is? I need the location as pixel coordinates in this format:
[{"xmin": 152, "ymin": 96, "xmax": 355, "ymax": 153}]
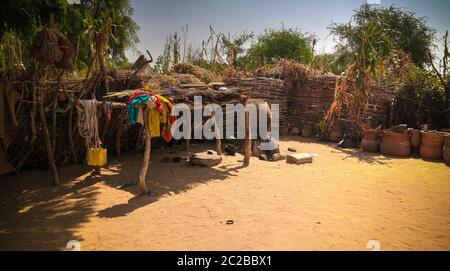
[
  {"xmin": 0, "ymin": 0, "xmax": 139, "ymax": 73},
  {"xmin": 245, "ymin": 27, "xmax": 314, "ymax": 70},
  {"xmin": 330, "ymin": 4, "xmax": 436, "ymax": 68}
]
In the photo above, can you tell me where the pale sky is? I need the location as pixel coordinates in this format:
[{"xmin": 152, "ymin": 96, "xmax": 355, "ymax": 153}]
[{"xmin": 125, "ymin": 0, "xmax": 450, "ymax": 61}]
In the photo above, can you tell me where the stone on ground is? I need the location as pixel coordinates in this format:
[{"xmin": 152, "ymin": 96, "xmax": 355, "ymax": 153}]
[
  {"xmin": 286, "ymin": 153, "xmax": 313, "ymax": 165},
  {"xmin": 190, "ymin": 150, "xmax": 222, "ymax": 167}
]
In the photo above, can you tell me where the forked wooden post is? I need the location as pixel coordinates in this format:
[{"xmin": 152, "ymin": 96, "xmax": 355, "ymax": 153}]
[
  {"xmin": 38, "ymin": 89, "xmax": 60, "ymax": 186},
  {"xmin": 212, "ymin": 112, "xmax": 222, "ymax": 155},
  {"xmin": 138, "ymin": 109, "xmax": 151, "ymax": 195}
]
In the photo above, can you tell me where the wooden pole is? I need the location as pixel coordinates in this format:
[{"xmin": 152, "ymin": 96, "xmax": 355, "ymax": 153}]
[
  {"xmin": 138, "ymin": 109, "xmax": 151, "ymax": 195},
  {"xmin": 68, "ymin": 104, "xmax": 78, "ymax": 163},
  {"xmin": 16, "ymin": 82, "xmax": 37, "ymax": 172},
  {"xmin": 115, "ymin": 108, "xmax": 124, "ymax": 157},
  {"xmin": 244, "ymin": 110, "xmax": 251, "ymax": 165},
  {"xmin": 38, "ymin": 89, "xmax": 60, "ymax": 186},
  {"xmin": 212, "ymin": 112, "xmax": 222, "ymax": 155},
  {"xmin": 185, "ymin": 139, "xmax": 190, "ymax": 152}
]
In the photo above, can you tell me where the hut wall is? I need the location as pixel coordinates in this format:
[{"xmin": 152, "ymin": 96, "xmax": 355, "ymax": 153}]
[
  {"xmin": 228, "ymin": 77, "xmax": 291, "ymax": 129},
  {"xmin": 287, "ymin": 75, "xmax": 337, "ymax": 129},
  {"xmin": 231, "ymin": 76, "xmax": 396, "ymax": 133}
]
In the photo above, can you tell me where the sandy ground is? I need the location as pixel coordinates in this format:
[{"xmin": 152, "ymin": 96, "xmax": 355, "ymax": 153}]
[{"xmin": 0, "ymin": 136, "xmax": 449, "ymax": 251}]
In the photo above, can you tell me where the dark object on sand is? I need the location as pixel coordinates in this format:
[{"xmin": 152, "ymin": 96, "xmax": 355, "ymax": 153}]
[
  {"xmin": 172, "ymin": 157, "xmax": 181, "ymax": 163},
  {"xmin": 337, "ymin": 135, "xmax": 359, "ymax": 149},
  {"xmin": 161, "ymin": 157, "xmax": 170, "ymax": 163},
  {"xmin": 287, "ymin": 147, "xmax": 297, "ymax": 152},
  {"xmin": 116, "ymin": 181, "xmax": 137, "ymax": 189},
  {"xmin": 224, "ymin": 144, "xmax": 237, "ymax": 155},
  {"xmin": 226, "ymin": 220, "xmax": 234, "ymax": 225}
]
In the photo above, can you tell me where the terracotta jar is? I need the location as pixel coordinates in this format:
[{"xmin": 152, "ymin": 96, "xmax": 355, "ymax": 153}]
[
  {"xmin": 444, "ymin": 134, "xmax": 450, "ymax": 164},
  {"xmin": 361, "ymin": 128, "xmax": 382, "ymax": 152},
  {"xmin": 420, "ymin": 131, "xmax": 444, "ymax": 160},
  {"xmin": 301, "ymin": 124, "xmax": 313, "ymax": 138},
  {"xmin": 380, "ymin": 130, "xmax": 411, "ymax": 157},
  {"xmin": 329, "ymin": 123, "xmax": 343, "ymax": 142}
]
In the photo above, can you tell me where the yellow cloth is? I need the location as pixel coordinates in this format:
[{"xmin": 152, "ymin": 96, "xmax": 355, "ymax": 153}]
[
  {"xmin": 160, "ymin": 103, "xmax": 167, "ymax": 124},
  {"xmin": 148, "ymin": 108, "xmax": 160, "ymax": 138}
]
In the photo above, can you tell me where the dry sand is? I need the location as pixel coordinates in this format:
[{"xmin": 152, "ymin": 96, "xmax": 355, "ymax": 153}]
[{"xmin": 1, "ymin": 136, "xmax": 449, "ymax": 251}]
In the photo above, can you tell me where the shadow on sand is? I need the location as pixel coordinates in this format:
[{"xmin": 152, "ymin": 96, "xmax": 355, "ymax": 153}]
[{"xmin": 0, "ymin": 143, "xmax": 247, "ymax": 250}]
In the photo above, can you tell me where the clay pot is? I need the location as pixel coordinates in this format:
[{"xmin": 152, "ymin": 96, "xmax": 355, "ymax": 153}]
[
  {"xmin": 389, "ymin": 124, "xmax": 408, "ymax": 133},
  {"xmin": 289, "ymin": 127, "xmax": 301, "ymax": 135},
  {"xmin": 420, "ymin": 131, "xmax": 444, "ymax": 160},
  {"xmin": 329, "ymin": 123, "xmax": 343, "ymax": 142},
  {"xmin": 380, "ymin": 130, "xmax": 411, "ymax": 157},
  {"xmin": 301, "ymin": 124, "xmax": 313, "ymax": 138},
  {"xmin": 443, "ymin": 134, "xmax": 450, "ymax": 164},
  {"xmin": 361, "ymin": 128, "xmax": 382, "ymax": 152},
  {"xmin": 409, "ymin": 129, "xmax": 421, "ymax": 148}
]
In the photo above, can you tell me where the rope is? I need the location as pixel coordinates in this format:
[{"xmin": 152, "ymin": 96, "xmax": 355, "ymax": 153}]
[{"xmin": 76, "ymin": 99, "xmax": 101, "ymax": 148}]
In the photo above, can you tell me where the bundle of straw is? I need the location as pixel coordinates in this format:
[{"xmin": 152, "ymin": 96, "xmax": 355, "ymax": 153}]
[{"xmin": 30, "ymin": 14, "xmax": 74, "ymax": 70}]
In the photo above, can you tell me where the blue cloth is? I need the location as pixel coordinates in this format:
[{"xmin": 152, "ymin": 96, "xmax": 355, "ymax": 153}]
[{"xmin": 128, "ymin": 94, "xmax": 150, "ymax": 125}]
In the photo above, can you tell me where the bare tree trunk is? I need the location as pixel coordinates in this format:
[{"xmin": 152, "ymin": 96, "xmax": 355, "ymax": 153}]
[
  {"xmin": 138, "ymin": 109, "xmax": 150, "ymax": 195},
  {"xmin": 38, "ymin": 90, "xmax": 60, "ymax": 186}
]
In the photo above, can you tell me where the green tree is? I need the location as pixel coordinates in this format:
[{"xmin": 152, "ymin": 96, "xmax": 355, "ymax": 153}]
[
  {"xmin": 245, "ymin": 27, "xmax": 314, "ymax": 70},
  {"xmin": 330, "ymin": 4, "xmax": 436, "ymax": 68},
  {"xmin": 0, "ymin": 0, "xmax": 139, "ymax": 73}
]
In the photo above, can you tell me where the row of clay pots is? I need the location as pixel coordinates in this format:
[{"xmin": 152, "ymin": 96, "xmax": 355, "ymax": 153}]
[{"xmin": 360, "ymin": 127, "xmax": 450, "ymax": 163}]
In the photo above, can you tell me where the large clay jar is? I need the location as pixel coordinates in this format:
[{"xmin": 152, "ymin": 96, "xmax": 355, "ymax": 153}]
[
  {"xmin": 301, "ymin": 124, "xmax": 313, "ymax": 138},
  {"xmin": 380, "ymin": 130, "xmax": 411, "ymax": 157},
  {"xmin": 443, "ymin": 134, "xmax": 450, "ymax": 164},
  {"xmin": 420, "ymin": 131, "xmax": 444, "ymax": 160},
  {"xmin": 329, "ymin": 123, "xmax": 343, "ymax": 142},
  {"xmin": 361, "ymin": 128, "xmax": 382, "ymax": 152}
]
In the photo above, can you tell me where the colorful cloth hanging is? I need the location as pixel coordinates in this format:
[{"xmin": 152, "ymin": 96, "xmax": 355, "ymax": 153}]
[
  {"xmin": 127, "ymin": 91, "xmax": 175, "ymax": 142},
  {"xmin": 128, "ymin": 94, "xmax": 150, "ymax": 125}
]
